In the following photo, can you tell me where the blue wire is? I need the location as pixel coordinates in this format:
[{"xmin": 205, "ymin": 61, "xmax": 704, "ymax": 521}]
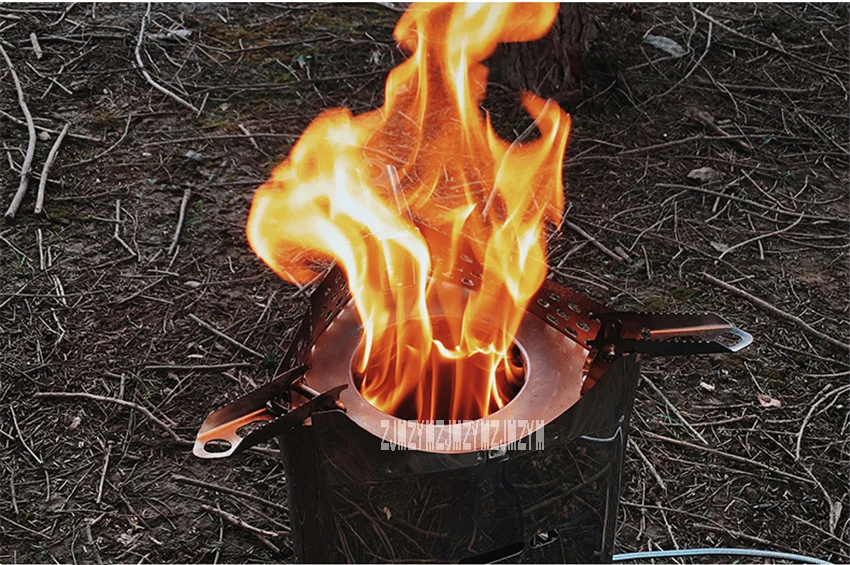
[{"xmin": 613, "ymin": 547, "xmax": 831, "ymax": 564}]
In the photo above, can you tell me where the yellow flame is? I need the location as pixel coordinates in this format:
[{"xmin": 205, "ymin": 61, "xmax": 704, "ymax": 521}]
[{"xmin": 247, "ymin": 2, "xmax": 570, "ymax": 421}]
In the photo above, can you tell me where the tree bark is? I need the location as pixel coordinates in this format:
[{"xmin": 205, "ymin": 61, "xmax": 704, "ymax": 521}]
[{"xmin": 487, "ymin": 4, "xmax": 598, "ymax": 100}]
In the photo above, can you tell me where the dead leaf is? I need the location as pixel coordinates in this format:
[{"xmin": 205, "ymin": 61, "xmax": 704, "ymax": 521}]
[
  {"xmin": 117, "ymin": 532, "xmax": 140, "ymax": 546},
  {"xmin": 699, "ymin": 382, "xmax": 715, "ymax": 392},
  {"xmin": 757, "ymin": 393, "xmax": 782, "ymax": 408},
  {"xmin": 829, "ymin": 501, "xmax": 842, "ymax": 535},
  {"xmin": 709, "ymin": 241, "xmax": 729, "ymax": 253},
  {"xmin": 643, "ymin": 35, "xmax": 688, "ymax": 58},
  {"xmin": 69, "ymin": 415, "xmax": 82, "ymax": 430},
  {"xmin": 687, "ymin": 166, "xmax": 722, "ymax": 183},
  {"xmin": 382, "ymin": 506, "xmax": 392, "ymax": 520}
]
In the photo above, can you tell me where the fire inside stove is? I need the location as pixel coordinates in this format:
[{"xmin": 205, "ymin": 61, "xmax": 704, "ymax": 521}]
[
  {"xmin": 351, "ymin": 315, "xmax": 527, "ymax": 422},
  {"xmin": 193, "ymin": 3, "xmax": 753, "ymax": 562},
  {"xmin": 245, "ymin": 2, "xmax": 569, "ymax": 422}
]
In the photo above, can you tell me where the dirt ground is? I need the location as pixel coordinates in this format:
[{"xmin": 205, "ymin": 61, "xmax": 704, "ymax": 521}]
[{"xmin": 0, "ymin": 3, "xmax": 847, "ymax": 563}]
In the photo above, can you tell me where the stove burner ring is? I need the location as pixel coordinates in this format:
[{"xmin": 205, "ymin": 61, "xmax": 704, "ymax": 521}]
[{"xmin": 303, "ymin": 287, "xmax": 590, "ymax": 453}]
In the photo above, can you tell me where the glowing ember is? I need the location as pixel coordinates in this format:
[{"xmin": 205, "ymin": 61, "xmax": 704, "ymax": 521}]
[{"xmin": 247, "ymin": 2, "xmax": 571, "ymax": 421}]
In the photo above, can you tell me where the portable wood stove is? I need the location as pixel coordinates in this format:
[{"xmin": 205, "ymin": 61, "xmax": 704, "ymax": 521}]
[{"xmin": 193, "ymin": 264, "xmax": 751, "ymax": 563}]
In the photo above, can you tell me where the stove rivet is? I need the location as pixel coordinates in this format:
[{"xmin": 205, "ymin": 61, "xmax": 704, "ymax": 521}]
[{"xmin": 603, "ymin": 343, "xmax": 617, "ymax": 362}]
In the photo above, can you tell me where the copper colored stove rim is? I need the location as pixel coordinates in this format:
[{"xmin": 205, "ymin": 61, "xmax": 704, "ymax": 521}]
[{"xmin": 301, "ymin": 285, "xmax": 590, "ymax": 454}]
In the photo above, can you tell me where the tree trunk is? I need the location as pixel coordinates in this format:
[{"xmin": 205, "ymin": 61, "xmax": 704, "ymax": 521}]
[{"xmin": 487, "ymin": 4, "xmax": 598, "ymax": 100}]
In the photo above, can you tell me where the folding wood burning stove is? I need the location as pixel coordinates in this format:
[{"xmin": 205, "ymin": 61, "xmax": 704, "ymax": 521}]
[{"xmin": 193, "ymin": 264, "xmax": 751, "ymax": 563}]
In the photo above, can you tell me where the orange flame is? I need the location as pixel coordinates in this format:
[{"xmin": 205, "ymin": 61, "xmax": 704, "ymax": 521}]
[{"xmin": 247, "ymin": 2, "xmax": 571, "ymax": 421}]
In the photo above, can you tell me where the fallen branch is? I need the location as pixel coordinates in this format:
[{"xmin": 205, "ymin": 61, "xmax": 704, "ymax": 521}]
[
  {"xmin": 563, "ymin": 219, "xmax": 624, "ymax": 263},
  {"xmin": 188, "ymin": 313, "xmax": 264, "ymax": 359},
  {"xmin": 144, "ymin": 362, "xmax": 254, "ymax": 371},
  {"xmin": 168, "ymin": 188, "xmax": 191, "ymax": 255},
  {"xmin": 640, "ymin": 430, "xmax": 814, "ymax": 485},
  {"xmin": 134, "ymin": 3, "xmax": 199, "ymax": 113},
  {"xmin": 34, "ymin": 122, "xmax": 70, "ymax": 214},
  {"xmin": 692, "ymin": 7, "xmax": 839, "ymax": 77},
  {"xmin": 200, "ymin": 504, "xmax": 281, "ymax": 553},
  {"xmin": 657, "ymin": 183, "xmax": 847, "ymax": 224},
  {"xmin": 35, "ymin": 391, "xmax": 186, "ymax": 444},
  {"xmin": 795, "ymin": 383, "xmax": 850, "ymax": 460},
  {"xmin": 643, "ymin": 21, "xmax": 713, "ymax": 106},
  {"xmin": 63, "ymin": 114, "xmax": 132, "ymax": 168},
  {"xmin": 171, "ymin": 474, "xmax": 290, "ymax": 513},
  {"xmin": 628, "ymin": 437, "xmax": 667, "ymax": 493},
  {"xmin": 112, "ymin": 199, "xmax": 137, "ymax": 257},
  {"xmin": 703, "ymin": 272, "xmax": 850, "ymax": 354},
  {"xmin": 0, "ymin": 109, "xmax": 100, "ymax": 142},
  {"xmin": 0, "ymin": 44, "xmax": 37, "ymax": 218},
  {"xmin": 10, "ymin": 404, "xmax": 42, "ymax": 464},
  {"xmin": 642, "ymin": 375, "xmax": 708, "ymax": 445},
  {"xmin": 717, "ymin": 212, "xmax": 804, "ymax": 262}
]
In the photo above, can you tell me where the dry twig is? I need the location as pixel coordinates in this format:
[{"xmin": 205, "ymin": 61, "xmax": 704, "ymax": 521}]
[
  {"xmin": 35, "ymin": 391, "xmax": 186, "ymax": 444},
  {"xmin": 642, "ymin": 375, "xmax": 708, "ymax": 445},
  {"xmin": 795, "ymin": 383, "xmax": 850, "ymax": 460},
  {"xmin": 717, "ymin": 213, "xmax": 804, "ymax": 261},
  {"xmin": 200, "ymin": 504, "xmax": 281, "ymax": 553},
  {"xmin": 188, "ymin": 313, "xmax": 264, "ymax": 359},
  {"xmin": 1, "ymin": 44, "xmax": 37, "ymax": 218},
  {"xmin": 63, "ymin": 114, "xmax": 132, "ymax": 168},
  {"xmin": 643, "ymin": 22, "xmax": 713, "ymax": 106},
  {"xmin": 690, "ymin": 109, "xmax": 752, "ymax": 152},
  {"xmin": 29, "ymin": 32, "xmax": 42, "ymax": 59},
  {"xmin": 703, "ymin": 272, "xmax": 850, "ymax": 354},
  {"xmin": 0, "ymin": 109, "xmax": 99, "ymax": 142},
  {"xmin": 640, "ymin": 430, "xmax": 814, "ymax": 485},
  {"xmin": 692, "ymin": 7, "xmax": 839, "ymax": 77},
  {"xmin": 112, "ymin": 199, "xmax": 137, "ymax": 257},
  {"xmin": 563, "ymin": 219, "xmax": 624, "ymax": 262},
  {"xmin": 171, "ymin": 474, "xmax": 290, "ymax": 513},
  {"xmin": 134, "ymin": 3, "xmax": 199, "ymax": 113},
  {"xmin": 628, "ymin": 438, "xmax": 667, "ymax": 493},
  {"xmin": 168, "ymin": 188, "xmax": 191, "ymax": 255},
  {"xmin": 657, "ymin": 183, "xmax": 846, "ymax": 224},
  {"xmin": 144, "ymin": 362, "xmax": 254, "ymax": 371},
  {"xmin": 96, "ymin": 444, "xmax": 111, "ymax": 504},
  {"xmin": 34, "ymin": 122, "xmax": 70, "ymax": 214},
  {"xmin": 10, "ymin": 404, "xmax": 42, "ymax": 464}
]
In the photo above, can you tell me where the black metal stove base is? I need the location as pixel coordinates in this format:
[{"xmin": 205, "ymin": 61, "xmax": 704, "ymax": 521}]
[{"xmin": 279, "ymin": 355, "xmax": 639, "ymax": 563}]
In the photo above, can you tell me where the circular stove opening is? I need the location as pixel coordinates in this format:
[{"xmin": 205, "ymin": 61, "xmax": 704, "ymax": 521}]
[{"xmin": 351, "ymin": 316, "xmax": 527, "ymax": 422}]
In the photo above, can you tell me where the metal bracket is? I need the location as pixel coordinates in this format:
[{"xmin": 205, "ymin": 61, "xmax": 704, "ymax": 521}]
[
  {"xmin": 193, "ymin": 364, "xmax": 316, "ymax": 459},
  {"xmin": 587, "ymin": 312, "xmax": 753, "ymax": 357}
]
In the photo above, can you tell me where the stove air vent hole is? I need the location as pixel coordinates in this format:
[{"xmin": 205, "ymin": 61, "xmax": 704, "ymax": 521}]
[
  {"xmin": 202, "ymin": 439, "xmax": 232, "ymax": 453},
  {"xmin": 716, "ymin": 331, "xmax": 743, "ymax": 347}
]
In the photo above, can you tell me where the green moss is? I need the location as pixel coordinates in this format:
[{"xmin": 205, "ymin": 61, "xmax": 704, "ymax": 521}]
[
  {"xmin": 671, "ymin": 286, "xmax": 698, "ymax": 301},
  {"xmin": 643, "ymin": 296, "xmax": 669, "ymax": 310}
]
